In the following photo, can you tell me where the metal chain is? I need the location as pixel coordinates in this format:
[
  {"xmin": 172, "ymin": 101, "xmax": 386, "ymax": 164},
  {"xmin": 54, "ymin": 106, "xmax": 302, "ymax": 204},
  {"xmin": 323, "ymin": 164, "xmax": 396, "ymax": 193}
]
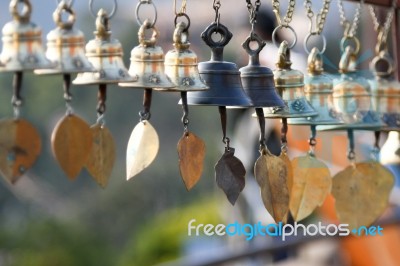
[
  {"xmin": 272, "ymin": 0, "xmax": 296, "ymax": 27},
  {"xmin": 338, "ymin": 0, "xmax": 364, "ymax": 38},
  {"xmin": 368, "ymin": 0, "xmax": 396, "ymax": 50},
  {"xmin": 246, "ymin": 0, "xmax": 261, "ymax": 26},
  {"xmin": 174, "ymin": 0, "xmax": 187, "ymax": 15},
  {"xmin": 304, "ymin": 0, "xmax": 331, "ymax": 35}
]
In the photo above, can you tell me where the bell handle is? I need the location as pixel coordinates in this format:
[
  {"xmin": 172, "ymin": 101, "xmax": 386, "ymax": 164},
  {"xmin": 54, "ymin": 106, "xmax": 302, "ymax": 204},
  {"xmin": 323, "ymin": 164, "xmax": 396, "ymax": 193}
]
[
  {"xmin": 95, "ymin": 9, "xmax": 111, "ymax": 40},
  {"xmin": 138, "ymin": 20, "xmax": 159, "ymax": 47},
  {"xmin": 307, "ymin": 47, "xmax": 324, "ymax": 74},
  {"xmin": 242, "ymin": 33, "xmax": 266, "ymax": 66},
  {"xmin": 339, "ymin": 46, "xmax": 357, "ymax": 73},
  {"xmin": 53, "ymin": 1, "xmax": 76, "ymax": 30},
  {"xmin": 276, "ymin": 41, "xmax": 292, "ymax": 70},
  {"xmin": 370, "ymin": 51, "xmax": 395, "ymax": 78},
  {"xmin": 173, "ymin": 20, "xmax": 190, "ymax": 51},
  {"xmin": 10, "ymin": 0, "xmax": 32, "ymax": 23},
  {"xmin": 201, "ymin": 22, "xmax": 233, "ymax": 62}
]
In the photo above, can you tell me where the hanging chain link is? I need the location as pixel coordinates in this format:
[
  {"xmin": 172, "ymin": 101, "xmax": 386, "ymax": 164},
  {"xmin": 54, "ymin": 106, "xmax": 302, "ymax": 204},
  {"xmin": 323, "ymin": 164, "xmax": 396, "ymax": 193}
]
[
  {"xmin": 246, "ymin": 0, "xmax": 261, "ymax": 26},
  {"xmin": 213, "ymin": 0, "xmax": 221, "ymax": 24},
  {"xmin": 272, "ymin": 0, "xmax": 296, "ymax": 27},
  {"xmin": 368, "ymin": 0, "xmax": 396, "ymax": 53},
  {"xmin": 338, "ymin": 0, "xmax": 364, "ymax": 38},
  {"xmin": 174, "ymin": 0, "xmax": 187, "ymax": 15},
  {"xmin": 304, "ymin": 0, "xmax": 330, "ymax": 35}
]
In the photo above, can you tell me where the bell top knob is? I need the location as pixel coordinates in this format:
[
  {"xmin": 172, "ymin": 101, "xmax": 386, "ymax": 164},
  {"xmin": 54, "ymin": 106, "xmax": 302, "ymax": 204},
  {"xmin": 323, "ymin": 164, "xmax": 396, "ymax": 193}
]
[
  {"xmin": 173, "ymin": 22, "xmax": 190, "ymax": 51},
  {"xmin": 95, "ymin": 9, "xmax": 111, "ymax": 41},
  {"xmin": 273, "ymin": 41, "xmax": 304, "ymax": 88},
  {"xmin": 10, "ymin": 0, "xmax": 32, "ymax": 24},
  {"xmin": 242, "ymin": 33, "xmax": 266, "ymax": 67},
  {"xmin": 305, "ymin": 47, "xmax": 332, "ymax": 94},
  {"xmin": 339, "ymin": 46, "xmax": 357, "ymax": 74},
  {"xmin": 138, "ymin": 19, "xmax": 159, "ymax": 48},
  {"xmin": 201, "ymin": 22, "xmax": 232, "ymax": 62},
  {"xmin": 53, "ymin": 1, "xmax": 76, "ymax": 30}
]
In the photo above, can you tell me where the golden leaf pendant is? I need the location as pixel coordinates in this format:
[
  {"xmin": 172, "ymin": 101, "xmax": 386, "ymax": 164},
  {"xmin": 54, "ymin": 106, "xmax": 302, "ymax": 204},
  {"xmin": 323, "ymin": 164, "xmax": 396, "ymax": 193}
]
[
  {"xmin": 332, "ymin": 161, "xmax": 394, "ymax": 229},
  {"xmin": 177, "ymin": 132, "xmax": 206, "ymax": 191},
  {"xmin": 86, "ymin": 124, "xmax": 116, "ymax": 188},
  {"xmin": 51, "ymin": 114, "xmax": 92, "ymax": 180},
  {"xmin": 290, "ymin": 155, "xmax": 332, "ymax": 221},
  {"xmin": 126, "ymin": 121, "xmax": 159, "ymax": 180},
  {"xmin": 255, "ymin": 149, "xmax": 289, "ymax": 223},
  {"xmin": 0, "ymin": 118, "xmax": 41, "ymax": 183}
]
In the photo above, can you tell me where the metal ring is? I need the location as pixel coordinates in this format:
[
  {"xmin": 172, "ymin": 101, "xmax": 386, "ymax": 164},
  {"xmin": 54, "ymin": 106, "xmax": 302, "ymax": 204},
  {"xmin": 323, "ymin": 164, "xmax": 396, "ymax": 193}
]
[
  {"xmin": 56, "ymin": 0, "xmax": 74, "ymax": 7},
  {"xmin": 89, "ymin": 0, "xmax": 117, "ymax": 19},
  {"xmin": 174, "ymin": 13, "xmax": 190, "ymax": 31},
  {"xmin": 340, "ymin": 36, "xmax": 360, "ymax": 55},
  {"xmin": 370, "ymin": 54, "xmax": 395, "ymax": 76},
  {"xmin": 304, "ymin": 33, "xmax": 327, "ymax": 54},
  {"xmin": 10, "ymin": 0, "xmax": 32, "ymax": 22},
  {"xmin": 136, "ymin": 0, "xmax": 158, "ymax": 27},
  {"xmin": 242, "ymin": 33, "xmax": 266, "ymax": 57},
  {"xmin": 272, "ymin": 25, "xmax": 297, "ymax": 49},
  {"xmin": 54, "ymin": 2, "xmax": 76, "ymax": 29}
]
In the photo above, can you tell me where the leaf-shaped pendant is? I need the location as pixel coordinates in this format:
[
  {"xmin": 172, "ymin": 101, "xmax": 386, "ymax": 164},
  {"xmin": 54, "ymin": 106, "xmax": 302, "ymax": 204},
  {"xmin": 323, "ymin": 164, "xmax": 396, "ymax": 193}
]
[
  {"xmin": 126, "ymin": 121, "xmax": 159, "ymax": 180},
  {"xmin": 0, "ymin": 119, "xmax": 41, "ymax": 183},
  {"xmin": 280, "ymin": 152, "xmax": 293, "ymax": 194},
  {"xmin": 290, "ymin": 155, "xmax": 332, "ymax": 221},
  {"xmin": 255, "ymin": 149, "xmax": 289, "ymax": 222},
  {"xmin": 86, "ymin": 124, "xmax": 116, "ymax": 188},
  {"xmin": 332, "ymin": 161, "xmax": 394, "ymax": 229},
  {"xmin": 215, "ymin": 147, "xmax": 246, "ymax": 205},
  {"xmin": 177, "ymin": 132, "xmax": 206, "ymax": 191},
  {"xmin": 51, "ymin": 114, "xmax": 92, "ymax": 180}
]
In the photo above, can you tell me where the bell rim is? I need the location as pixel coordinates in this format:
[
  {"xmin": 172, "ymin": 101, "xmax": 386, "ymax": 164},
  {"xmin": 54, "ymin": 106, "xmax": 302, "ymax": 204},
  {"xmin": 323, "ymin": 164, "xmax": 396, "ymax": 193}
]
[
  {"xmin": 34, "ymin": 66, "xmax": 96, "ymax": 75},
  {"xmin": 118, "ymin": 82, "xmax": 176, "ymax": 89},
  {"xmin": 287, "ymin": 117, "xmax": 344, "ymax": 126},
  {"xmin": 259, "ymin": 110, "xmax": 319, "ymax": 119},
  {"xmin": 316, "ymin": 124, "xmax": 383, "ymax": 131}
]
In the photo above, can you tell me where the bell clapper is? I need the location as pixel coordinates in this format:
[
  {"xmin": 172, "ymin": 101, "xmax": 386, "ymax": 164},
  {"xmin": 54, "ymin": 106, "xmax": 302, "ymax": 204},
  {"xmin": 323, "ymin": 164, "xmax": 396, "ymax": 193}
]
[
  {"xmin": 12, "ymin": 72, "xmax": 23, "ymax": 119},
  {"xmin": 96, "ymin": 84, "xmax": 107, "ymax": 127},
  {"xmin": 347, "ymin": 129, "xmax": 356, "ymax": 167}
]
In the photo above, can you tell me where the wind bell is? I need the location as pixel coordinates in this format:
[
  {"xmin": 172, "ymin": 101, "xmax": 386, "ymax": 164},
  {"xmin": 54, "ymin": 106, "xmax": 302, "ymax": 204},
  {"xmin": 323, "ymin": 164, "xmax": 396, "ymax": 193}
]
[
  {"xmin": 186, "ymin": 0, "xmax": 251, "ymax": 205},
  {"xmin": 35, "ymin": 1, "xmax": 94, "ymax": 182},
  {"xmin": 73, "ymin": 0, "xmax": 132, "ymax": 187},
  {"xmin": 240, "ymin": 0, "xmax": 289, "ymax": 223},
  {"xmin": 323, "ymin": 0, "xmax": 393, "ymax": 230},
  {"xmin": 119, "ymin": 0, "xmax": 175, "ymax": 180},
  {"xmin": 286, "ymin": 0, "xmax": 335, "ymax": 222},
  {"xmin": 165, "ymin": 2, "xmax": 208, "ymax": 191},
  {"xmin": 0, "ymin": 0, "xmax": 53, "ymax": 183}
]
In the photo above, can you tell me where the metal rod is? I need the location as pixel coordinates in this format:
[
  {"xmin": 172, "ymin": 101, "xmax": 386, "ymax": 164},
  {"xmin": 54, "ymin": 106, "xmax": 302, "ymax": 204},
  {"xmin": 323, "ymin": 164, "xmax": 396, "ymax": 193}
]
[
  {"xmin": 97, "ymin": 84, "xmax": 107, "ymax": 115},
  {"xmin": 255, "ymin": 108, "xmax": 266, "ymax": 147},
  {"xmin": 12, "ymin": 71, "xmax": 23, "ymax": 107}
]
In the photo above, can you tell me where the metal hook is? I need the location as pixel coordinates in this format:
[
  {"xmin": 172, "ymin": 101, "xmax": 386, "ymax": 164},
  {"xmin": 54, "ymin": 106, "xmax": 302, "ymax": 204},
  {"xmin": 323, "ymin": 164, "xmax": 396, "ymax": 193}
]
[
  {"xmin": 174, "ymin": 0, "xmax": 187, "ymax": 16},
  {"xmin": 281, "ymin": 118, "xmax": 288, "ymax": 153},
  {"xmin": 308, "ymin": 125, "xmax": 317, "ymax": 156},
  {"xmin": 56, "ymin": 0, "xmax": 74, "ymax": 7},
  {"xmin": 347, "ymin": 129, "xmax": 356, "ymax": 164},
  {"xmin": 89, "ymin": 0, "xmax": 117, "ymax": 19},
  {"xmin": 181, "ymin": 92, "xmax": 190, "ymax": 134}
]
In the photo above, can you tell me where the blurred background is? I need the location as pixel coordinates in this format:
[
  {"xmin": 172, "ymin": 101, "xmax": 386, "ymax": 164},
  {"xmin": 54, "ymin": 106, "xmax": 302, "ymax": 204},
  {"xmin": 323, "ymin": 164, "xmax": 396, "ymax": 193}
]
[{"xmin": 0, "ymin": 0, "xmax": 399, "ymax": 265}]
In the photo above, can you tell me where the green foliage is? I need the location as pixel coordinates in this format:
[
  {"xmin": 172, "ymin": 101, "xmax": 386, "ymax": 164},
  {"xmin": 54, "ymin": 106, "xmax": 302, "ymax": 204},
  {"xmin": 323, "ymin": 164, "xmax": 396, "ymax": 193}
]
[{"xmin": 118, "ymin": 199, "xmax": 221, "ymax": 266}]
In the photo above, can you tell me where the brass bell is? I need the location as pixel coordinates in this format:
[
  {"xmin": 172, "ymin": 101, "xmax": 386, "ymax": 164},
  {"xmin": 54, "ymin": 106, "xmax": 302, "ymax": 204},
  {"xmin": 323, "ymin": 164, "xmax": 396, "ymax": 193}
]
[
  {"xmin": 262, "ymin": 41, "xmax": 318, "ymax": 118},
  {"xmin": 0, "ymin": 0, "xmax": 53, "ymax": 71},
  {"xmin": 318, "ymin": 46, "xmax": 382, "ymax": 131},
  {"xmin": 35, "ymin": 1, "xmax": 94, "ymax": 75},
  {"xmin": 118, "ymin": 19, "xmax": 175, "ymax": 90},
  {"xmin": 73, "ymin": 9, "xmax": 134, "ymax": 85},
  {"xmin": 370, "ymin": 51, "xmax": 400, "ymax": 131},
  {"xmin": 239, "ymin": 33, "xmax": 284, "ymax": 108},
  {"xmin": 164, "ymin": 21, "xmax": 208, "ymax": 91},
  {"xmin": 185, "ymin": 23, "xmax": 252, "ymax": 107},
  {"xmin": 288, "ymin": 48, "xmax": 343, "ymax": 125}
]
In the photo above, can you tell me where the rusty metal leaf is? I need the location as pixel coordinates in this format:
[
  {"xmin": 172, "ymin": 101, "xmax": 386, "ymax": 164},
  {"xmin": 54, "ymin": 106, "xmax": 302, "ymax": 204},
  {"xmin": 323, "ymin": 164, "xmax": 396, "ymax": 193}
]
[
  {"xmin": 215, "ymin": 147, "xmax": 246, "ymax": 205},
  {"xmin": 126, "ymin": 121, "xmax": 159, "ymax": 180},
  {"xmin": 332, "ymin": 161, "xmax": 394, "ymax": 229},
  {"xmin": 86, "ymin": 124, "xmax": 116, "ymax": 188},
  {"xmin": 290, "ymin": 155, "xmax": 332, "ymax": 221},
  {"xmin": 177, "ymin": 132, "xmax": 206, "ymax": 191},
  {"xmin": 51, "ymin": 114, "xmax": 92, "ymax": 180},
  {"xmin": 255, "ymin": 150, "xmax": 289, "ymax": 222},
  {"xmin": 0, "ymin": 119, "xmax": 41, "ymax": 184},
  {"xmin": 280, "ymin": 152, "xmax": 293, "ymax": 193}
]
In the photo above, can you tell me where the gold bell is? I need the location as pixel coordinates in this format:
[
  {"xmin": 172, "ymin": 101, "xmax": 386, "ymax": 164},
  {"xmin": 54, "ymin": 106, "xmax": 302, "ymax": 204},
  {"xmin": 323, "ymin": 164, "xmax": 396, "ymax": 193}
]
[
  {"xmin": 318, "ymin": 46, "xmax": 383, "ymax": 131},
  {"xmin": 73, "ymin": 9, "xmax": 134, "ymax": 85},
  {"xmin": 288, "ymin": 48, "xmax": 343, "ymax": 125},
  {"xmin": 164, "ymin": 21, "xmax": 208, "ymax": 91},
  {"xmin": 370, "ymin": 51, "xmax": 400, "ymax": 131},
  {"xmin": 35, "ymin": 1, "xmax": 94, "ymax": 75},
  {"xmin": 119, "ymin": 19, "xmax": 175, "ymax": 90},
  {"xmin": 0, "ymin": 0, "xmax": 53, "ymax": 71},
  {"xmin": 262, "ymin": 41, "xmax": 318, "ymax": 118}
]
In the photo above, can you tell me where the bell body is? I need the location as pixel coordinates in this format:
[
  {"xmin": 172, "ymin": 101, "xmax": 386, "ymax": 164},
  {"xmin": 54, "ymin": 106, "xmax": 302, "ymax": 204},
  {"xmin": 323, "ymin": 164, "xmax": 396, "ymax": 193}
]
[
  {"xmin": 185, "ymin": 23, "xmax": 252, "ymax": 107},
  {"xmin": 370, "ymin": 76, "xmax": 400, "ymax": 131},
  {"xmin": 240, "ymin": 34, "xmax": 284, "ymax": 108},
  {"xmin": 119, "ymin": 45, "xmax": 175, "ymax": 89},
  {"xmin": 288, "ymin": 48, "xmax": 342, "ymax": 125},
  {"xmin": 35, "ymin": 2, "xmax": 94, "ymax": 75},
  {"xmin": 0, "ymin": 0, "xmax": 52, "ymax": 71},
  {"xmin": 164, "ymin": 25, "xmax": 208, "ymax": 92},
  {"xmin": 73, "ymin": 9, "xmax": 133, "ymax": 85}
]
